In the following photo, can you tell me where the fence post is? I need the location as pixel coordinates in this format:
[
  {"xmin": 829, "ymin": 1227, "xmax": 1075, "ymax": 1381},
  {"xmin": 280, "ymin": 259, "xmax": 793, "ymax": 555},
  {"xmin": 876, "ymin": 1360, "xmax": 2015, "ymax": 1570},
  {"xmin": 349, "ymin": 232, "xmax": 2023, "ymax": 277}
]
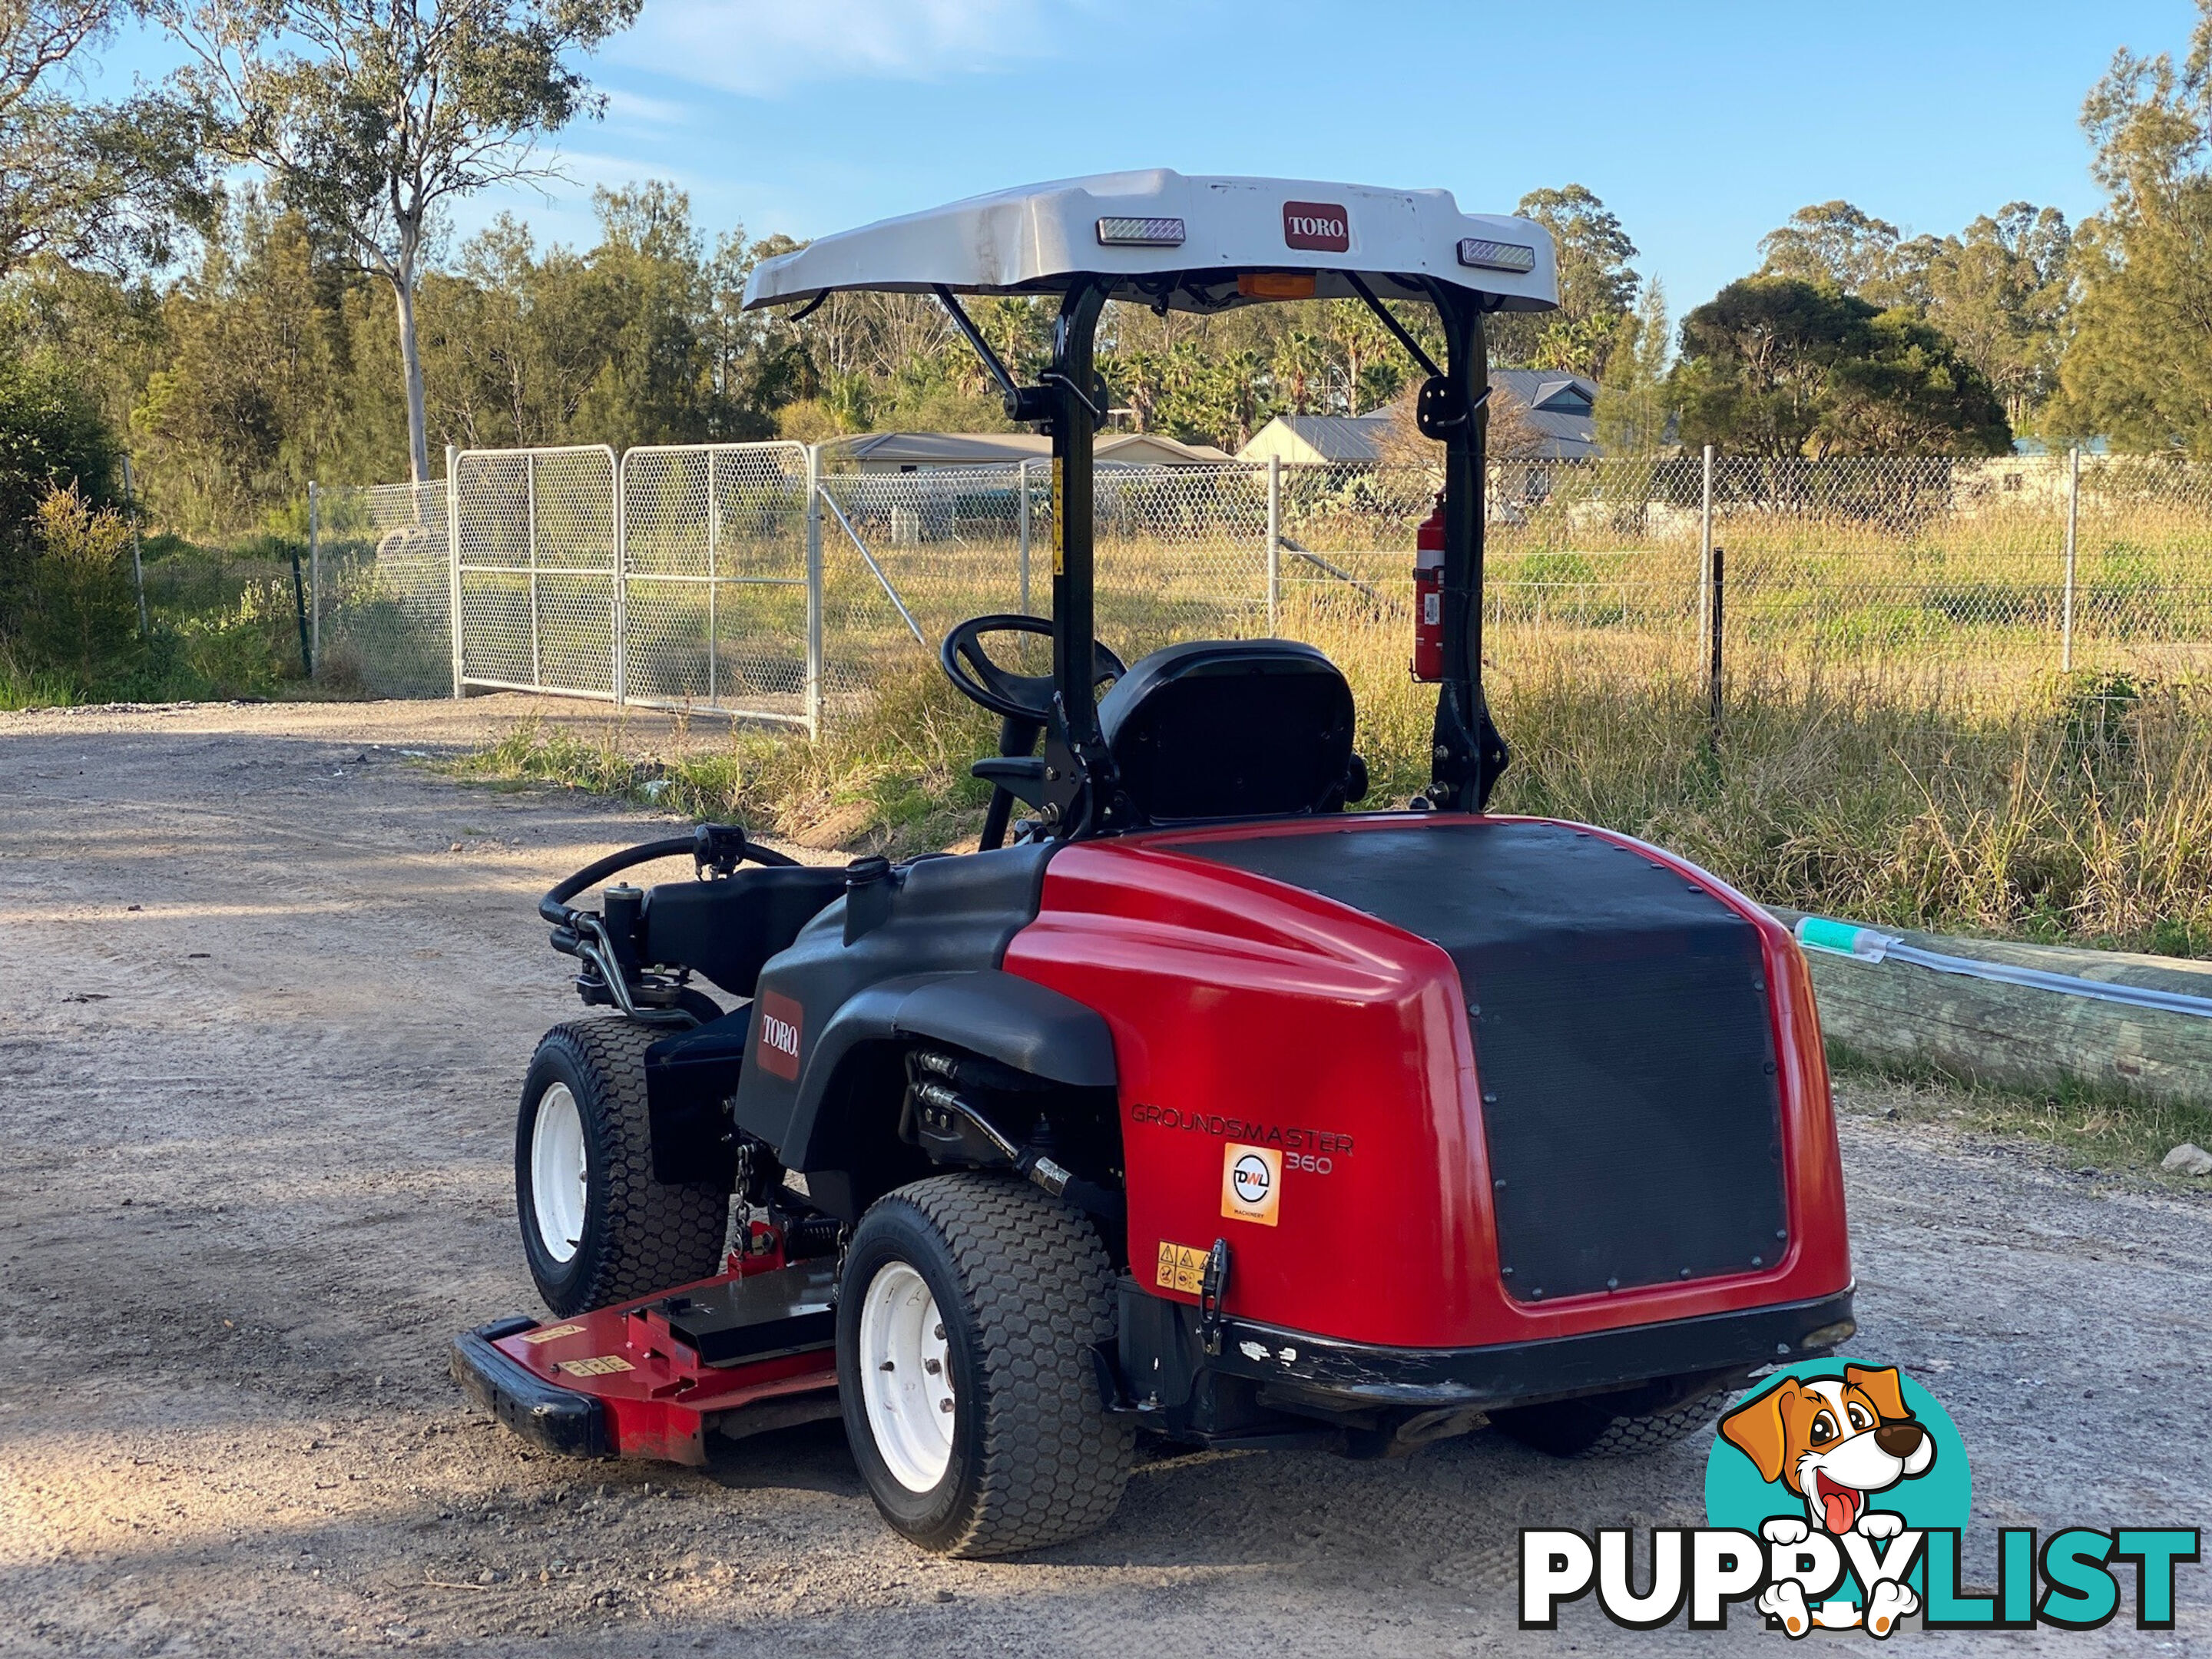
[
  {"xmin": 1708, "ymin": 544, "xmax": 1725, "ymax": 748},
  {"xmin": 528, "ymin": 453, "xmax": 541, "ymax": 690},
  {"xmin": 611, "ymin": 445, "xmax": 627, "ymax": 707},
  {"xmin": 1698, "ymin": 443, "xmax": 1715, "ymax": 658},
  {"xmin": 2062, "ymin": 446, "xmax": 2081, "ymax": 674},
  {"xmin": 1017, "ymin": 457, "xmax": 1033, "ymax": 615},
  {"xmin": 446, "ymin": 443, "xmax": 463, "ymax": 699},
  {"xmin": 307, "ymin": 478, "xmax": 320, "ymax": 671},
  {"xmin": 121, "ymin": 454, "xmax": 148, "ymax": 639},
  {"xmin": 1266, "ymin": 455, "xmax": 1282, "ymax": 631},
  {"xmin": 705, "ymin": 449, "xmax": 718, "ymax": 708},
  {"xmin": 804, "ymin": 444, "xmax": 824, "ymax": 740}
]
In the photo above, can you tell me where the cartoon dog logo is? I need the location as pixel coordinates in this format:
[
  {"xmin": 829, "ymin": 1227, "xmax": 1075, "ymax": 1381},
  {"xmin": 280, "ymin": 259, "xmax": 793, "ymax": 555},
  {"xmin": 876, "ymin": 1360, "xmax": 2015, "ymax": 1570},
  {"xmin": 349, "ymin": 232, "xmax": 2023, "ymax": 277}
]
[{"xmin": 1719, "ymin": 1364, "xmax": 1937, "ymax": 1636}]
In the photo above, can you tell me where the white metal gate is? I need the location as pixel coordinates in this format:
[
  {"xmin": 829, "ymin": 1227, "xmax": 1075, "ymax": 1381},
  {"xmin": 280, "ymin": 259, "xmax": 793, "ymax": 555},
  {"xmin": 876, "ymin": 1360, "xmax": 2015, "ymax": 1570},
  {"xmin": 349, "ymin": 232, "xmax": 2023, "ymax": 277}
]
[
  {"xmin": 618, "ymin": 442, "xmax": 819, "ymax": 727},
  {"xmin": 452, "ymin": 444, "xmax": 621, "ymax": 702}
]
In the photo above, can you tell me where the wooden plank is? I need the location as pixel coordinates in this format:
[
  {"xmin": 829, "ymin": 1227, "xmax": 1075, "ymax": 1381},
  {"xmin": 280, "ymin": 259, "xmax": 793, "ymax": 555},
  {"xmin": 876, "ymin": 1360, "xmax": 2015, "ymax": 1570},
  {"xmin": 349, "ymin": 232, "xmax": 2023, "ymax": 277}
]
[{"xmin": 1766, "ymin": 909, "xmax": 2212, "ymax": 1106}]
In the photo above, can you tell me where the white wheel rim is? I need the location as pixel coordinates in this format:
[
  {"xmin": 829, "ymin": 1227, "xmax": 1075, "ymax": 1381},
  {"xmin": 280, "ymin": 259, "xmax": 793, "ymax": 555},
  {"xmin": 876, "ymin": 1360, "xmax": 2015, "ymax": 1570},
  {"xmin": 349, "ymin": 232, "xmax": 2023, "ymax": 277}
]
[
  {"xmin": 857, "ymin": 1260, "xmax": 954, "ymax": 1492},
  {"xmin": 530, "ymin": 1083, "xmax": 588, "ymax": 1264}
]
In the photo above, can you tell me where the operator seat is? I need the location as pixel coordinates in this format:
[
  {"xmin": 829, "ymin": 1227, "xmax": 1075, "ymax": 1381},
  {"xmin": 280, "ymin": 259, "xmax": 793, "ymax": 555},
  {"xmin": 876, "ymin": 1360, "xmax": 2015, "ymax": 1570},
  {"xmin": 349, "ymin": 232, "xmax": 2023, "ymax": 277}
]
[{"xmin": 1098, "ymin": 638, "xmax": 1363, "ymax": 823}]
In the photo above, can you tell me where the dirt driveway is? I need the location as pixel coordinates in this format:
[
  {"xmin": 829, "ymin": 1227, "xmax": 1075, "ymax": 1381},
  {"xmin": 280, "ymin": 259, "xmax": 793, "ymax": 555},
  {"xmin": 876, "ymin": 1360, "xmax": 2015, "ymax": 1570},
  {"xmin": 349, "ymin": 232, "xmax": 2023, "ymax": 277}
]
[{"xmin": 1, "ymin": 696, "xmax": 2206, "ymax": 1657}]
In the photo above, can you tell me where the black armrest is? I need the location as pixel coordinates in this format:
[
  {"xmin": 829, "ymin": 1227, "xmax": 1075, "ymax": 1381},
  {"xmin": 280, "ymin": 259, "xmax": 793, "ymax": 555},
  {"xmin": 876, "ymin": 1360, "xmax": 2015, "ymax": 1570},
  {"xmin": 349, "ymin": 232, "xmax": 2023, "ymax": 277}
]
[{"xmin": 972, "ymin": 757, "xmax": 1051, "ymax": 809}]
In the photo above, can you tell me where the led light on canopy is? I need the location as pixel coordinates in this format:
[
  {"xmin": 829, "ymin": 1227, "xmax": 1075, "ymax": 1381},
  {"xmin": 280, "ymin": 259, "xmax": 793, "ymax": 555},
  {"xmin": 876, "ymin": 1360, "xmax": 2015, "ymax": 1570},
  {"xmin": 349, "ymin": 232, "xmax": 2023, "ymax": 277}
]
[
  {"xmin": 1096, "ymin": 217, "xmax": 1186, "ymax": 248},
  {"xmin": 1458, "ymin": 238, "xmax": 1537, "ymax": 273}
]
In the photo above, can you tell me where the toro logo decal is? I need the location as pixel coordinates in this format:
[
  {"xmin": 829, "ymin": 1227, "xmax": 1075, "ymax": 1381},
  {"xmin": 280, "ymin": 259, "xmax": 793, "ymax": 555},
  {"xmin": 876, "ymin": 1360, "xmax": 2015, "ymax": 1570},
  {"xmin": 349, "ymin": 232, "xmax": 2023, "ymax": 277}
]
[
  {"xmin": 1283, "ymin": 200, "xmax": 1349, "ymax": 253},
  {"xmin": 1518, "ymin": 1358, "xmax": 2200, "ymax": 1636},
  {"xmin": 756, "ymin": 990, "xmax": 804, "ymax": 1080},
  {"xmin": 1220, "ymin": 1142, "xmax": 1281, "ymax": 1227}
]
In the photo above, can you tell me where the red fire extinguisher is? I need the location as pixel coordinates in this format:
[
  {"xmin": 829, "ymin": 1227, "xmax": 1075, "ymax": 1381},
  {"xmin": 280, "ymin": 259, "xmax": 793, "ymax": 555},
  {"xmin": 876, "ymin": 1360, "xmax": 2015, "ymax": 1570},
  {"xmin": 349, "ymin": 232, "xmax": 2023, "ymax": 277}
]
[{"xmin": 1412, "ymin": 493, "xmax": 1445, "ymax": 683}]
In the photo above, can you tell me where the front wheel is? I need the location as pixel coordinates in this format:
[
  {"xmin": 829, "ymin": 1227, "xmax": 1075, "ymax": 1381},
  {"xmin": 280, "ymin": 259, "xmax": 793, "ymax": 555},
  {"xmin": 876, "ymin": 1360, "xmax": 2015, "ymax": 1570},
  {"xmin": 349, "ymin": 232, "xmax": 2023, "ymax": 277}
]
[
  {"xmin": 837, "ymin": 1174, "xmax": 1132, "ymax": 1556},
  {"xmin": 515, "ymin": 1018, "xmax": 727, "ymax": 1316}
]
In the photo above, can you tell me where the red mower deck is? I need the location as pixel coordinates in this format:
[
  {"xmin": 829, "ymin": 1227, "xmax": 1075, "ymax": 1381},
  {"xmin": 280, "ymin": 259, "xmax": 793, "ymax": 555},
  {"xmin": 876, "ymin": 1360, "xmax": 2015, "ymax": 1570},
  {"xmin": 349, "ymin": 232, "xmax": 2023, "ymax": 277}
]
[{"xmin": 450, "ymin": 1245, "xmax": 839, "ymax": 1465}]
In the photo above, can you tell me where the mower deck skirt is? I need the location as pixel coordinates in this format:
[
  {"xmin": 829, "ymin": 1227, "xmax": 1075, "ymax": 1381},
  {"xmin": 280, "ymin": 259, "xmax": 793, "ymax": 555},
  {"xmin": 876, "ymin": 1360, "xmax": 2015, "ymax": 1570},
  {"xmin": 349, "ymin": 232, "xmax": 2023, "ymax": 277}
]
[{"xmin": 449, "ymin": 1260, "xmax": 840, "ymax": 1465}]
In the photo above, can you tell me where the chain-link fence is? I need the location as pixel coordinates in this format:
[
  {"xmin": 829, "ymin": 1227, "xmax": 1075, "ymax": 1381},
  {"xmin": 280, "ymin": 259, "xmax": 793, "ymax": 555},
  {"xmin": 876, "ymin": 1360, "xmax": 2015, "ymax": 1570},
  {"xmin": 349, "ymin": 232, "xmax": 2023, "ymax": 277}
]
[
  {"xmin": 313, "ymin": 445, "xmax": 2212, "ymax": 731},
  {"xmin": 307, "ymin": 478, "xmax": 452, "ymax": 697}
]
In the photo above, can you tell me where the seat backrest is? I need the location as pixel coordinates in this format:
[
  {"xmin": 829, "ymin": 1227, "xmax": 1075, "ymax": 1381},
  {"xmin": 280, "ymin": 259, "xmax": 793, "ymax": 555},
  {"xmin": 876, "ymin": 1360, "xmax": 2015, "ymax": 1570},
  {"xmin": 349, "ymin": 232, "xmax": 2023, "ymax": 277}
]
[{"xmin": 1098, "ymin": 638, "xmax": 1357, "ymax": 824}]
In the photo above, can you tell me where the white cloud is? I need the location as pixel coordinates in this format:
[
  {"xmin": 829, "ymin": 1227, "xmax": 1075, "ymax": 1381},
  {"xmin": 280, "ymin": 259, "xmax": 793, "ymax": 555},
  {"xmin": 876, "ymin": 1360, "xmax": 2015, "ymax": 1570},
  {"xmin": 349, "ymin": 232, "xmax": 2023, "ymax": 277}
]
[
  {"xmin": 598, "ymin": 87, "xmax": 697, "ymax": 128},
  {"xmin": 612, "ymin": 0, "xmax": 1062, "ymax": 97}
]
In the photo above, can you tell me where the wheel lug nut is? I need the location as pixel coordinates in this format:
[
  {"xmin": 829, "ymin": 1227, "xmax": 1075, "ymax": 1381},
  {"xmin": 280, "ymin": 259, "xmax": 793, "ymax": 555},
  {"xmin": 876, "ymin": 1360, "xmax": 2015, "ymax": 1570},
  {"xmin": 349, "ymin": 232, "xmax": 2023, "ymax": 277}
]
[
  {"xmin": 924, "ymin": 1359, "xmax": 941, "ymax": 1375},
  {"xmin": 879, "ymin": 1361, "xmax": 894, "ymax": 1372},
  {"xmin": 939, "ymin": 1398, "xmax": 953, "ymax": 1412}
]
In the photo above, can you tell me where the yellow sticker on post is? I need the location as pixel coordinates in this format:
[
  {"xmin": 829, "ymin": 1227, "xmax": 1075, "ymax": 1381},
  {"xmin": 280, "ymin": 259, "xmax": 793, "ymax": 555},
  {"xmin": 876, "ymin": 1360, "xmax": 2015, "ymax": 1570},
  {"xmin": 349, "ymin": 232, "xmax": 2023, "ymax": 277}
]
[{"xmin": 1051, "ymin": 455, "xmax": 1065, "ymax": 576}]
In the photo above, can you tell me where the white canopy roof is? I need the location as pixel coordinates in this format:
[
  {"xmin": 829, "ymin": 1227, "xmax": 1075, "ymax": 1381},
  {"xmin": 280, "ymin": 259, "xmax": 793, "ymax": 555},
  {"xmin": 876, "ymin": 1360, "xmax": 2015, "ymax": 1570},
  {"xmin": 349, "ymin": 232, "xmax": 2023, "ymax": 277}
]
[{"xmin": 743, "ymin": 170, "xmax": 1558, "ymax": 316}]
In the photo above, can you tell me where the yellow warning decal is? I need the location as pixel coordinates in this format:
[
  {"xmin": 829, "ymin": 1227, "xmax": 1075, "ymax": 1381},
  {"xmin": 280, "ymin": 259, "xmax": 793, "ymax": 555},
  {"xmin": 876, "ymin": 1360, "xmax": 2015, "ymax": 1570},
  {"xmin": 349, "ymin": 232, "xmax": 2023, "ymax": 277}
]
[
  {"xmin": 558, "ymin": 1354, "xmax": 634, "ymax": 1377},
  {"xmin": 1155, "ymin": 1241, "xmax": 1207, "ymax": 1295},
  {"xmin": 518, "ymin": 1323, "xmax": 584, "ymax": 1345},
  {"xmin": 1051, "ymin": 455, "xmax": 1065, "ymax": 576}
]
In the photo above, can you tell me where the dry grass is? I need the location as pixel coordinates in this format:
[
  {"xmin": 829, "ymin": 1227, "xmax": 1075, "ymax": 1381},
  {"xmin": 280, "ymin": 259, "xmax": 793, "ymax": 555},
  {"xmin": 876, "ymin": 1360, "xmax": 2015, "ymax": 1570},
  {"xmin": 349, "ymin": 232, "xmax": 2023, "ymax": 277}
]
[{"xmin": 451, "ymin": 615, "xmax": 2212, "ymax": 959}]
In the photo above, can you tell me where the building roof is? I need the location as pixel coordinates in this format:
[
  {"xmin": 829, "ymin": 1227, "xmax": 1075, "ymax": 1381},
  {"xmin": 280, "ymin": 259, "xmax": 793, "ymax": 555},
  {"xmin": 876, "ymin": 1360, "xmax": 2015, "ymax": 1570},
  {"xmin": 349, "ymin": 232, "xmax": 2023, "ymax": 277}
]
[
  {"xmin": 1236, "ymin": 370, "xmax": 1601, "ymax": 466},
  {"xmin": 743, "ymin": 169, "xmax": 1559, "ymax": 316},
  {"xmin": 1492, "ymin": 369, "xmax": 1598, "ymax": 460},
  {"xmin": 823, "ymin": 430, "xmax": 1233, "ymax": 469},
  {"xmin": 1237, "ymin": 415, "xmax": 1391, "ymax": 465}
]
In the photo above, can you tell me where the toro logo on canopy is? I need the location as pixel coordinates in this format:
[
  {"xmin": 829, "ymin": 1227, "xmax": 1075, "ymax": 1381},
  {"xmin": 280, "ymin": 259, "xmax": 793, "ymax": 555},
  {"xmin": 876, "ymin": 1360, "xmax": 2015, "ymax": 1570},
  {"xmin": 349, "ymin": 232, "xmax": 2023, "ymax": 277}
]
[{"xmin": 1283, "ymin": 200, "xmax": 1349, "ymax": 253}]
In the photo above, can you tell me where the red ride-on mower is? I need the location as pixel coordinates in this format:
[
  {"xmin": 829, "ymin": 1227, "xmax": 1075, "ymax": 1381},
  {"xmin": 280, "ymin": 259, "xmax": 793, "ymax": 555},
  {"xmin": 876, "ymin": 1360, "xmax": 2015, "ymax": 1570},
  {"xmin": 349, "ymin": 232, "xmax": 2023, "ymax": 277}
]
[{"xmin": 451, "ymin": 171, "xmax": 1856, "ymax": 1558}]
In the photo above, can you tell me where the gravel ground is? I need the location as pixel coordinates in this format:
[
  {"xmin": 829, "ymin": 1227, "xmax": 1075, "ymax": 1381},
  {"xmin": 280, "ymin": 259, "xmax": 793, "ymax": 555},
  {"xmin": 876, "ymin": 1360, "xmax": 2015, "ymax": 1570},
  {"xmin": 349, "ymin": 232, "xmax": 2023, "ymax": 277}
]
[{"xmin": 0, "ymin": 695, "xmax": 2206, "ymax": 1658}]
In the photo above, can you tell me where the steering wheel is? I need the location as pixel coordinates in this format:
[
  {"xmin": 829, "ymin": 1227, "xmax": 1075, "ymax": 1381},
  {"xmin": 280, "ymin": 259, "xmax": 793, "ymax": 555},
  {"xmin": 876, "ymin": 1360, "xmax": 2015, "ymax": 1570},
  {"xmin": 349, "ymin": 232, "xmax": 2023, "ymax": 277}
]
[{"xmin": 939, "ymin": 614, "xmax": 1126, "ymax": 723}]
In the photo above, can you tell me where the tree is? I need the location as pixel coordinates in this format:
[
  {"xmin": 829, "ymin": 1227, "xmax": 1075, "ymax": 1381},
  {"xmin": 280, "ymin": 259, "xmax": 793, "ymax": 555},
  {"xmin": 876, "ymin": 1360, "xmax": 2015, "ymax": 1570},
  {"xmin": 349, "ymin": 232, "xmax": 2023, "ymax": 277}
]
[
  {"xmin": 157, "ymin": 0, "xmax": 643, "ymax": 483},
  {"xmin": 2051, "ymin": 1, "xmax": 2212, "ymax": 452},
  {"xmin": 1758, "ymin": 201, "xmax": 1902, "ymax": 294},
  {"xmin": 2, "ymin": 0, "xmax": 209, "ymax": 276},
  {"xmin": 0, "ymin": 356, "xmax": 115, "ymax": 558},
  {"xmin": 133, "ymin": 198, "xmax": 349, "ymax": 530},
  {"xmin": 1492, "ymin": 184, "xmax": 1641, "ymax": 376},
  {"xmin": 1917, "ymin": 204, "xmax": 2071, "ymax": 429},
  {"xmin": 1594, "ymin": 278, "xmax": 1673, "ymax": 454},
  {"xmin": 1671, "ymin": 275, "xmax": 2011, "ymax": 457}
]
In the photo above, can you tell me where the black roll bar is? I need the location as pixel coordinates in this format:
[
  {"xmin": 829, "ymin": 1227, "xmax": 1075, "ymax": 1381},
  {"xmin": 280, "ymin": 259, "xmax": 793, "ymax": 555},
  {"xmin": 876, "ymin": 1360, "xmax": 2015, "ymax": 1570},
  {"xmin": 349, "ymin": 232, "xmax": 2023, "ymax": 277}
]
[{"xmin": 930, "ymin": 271, "xmax": 1509, "ymax": 832}]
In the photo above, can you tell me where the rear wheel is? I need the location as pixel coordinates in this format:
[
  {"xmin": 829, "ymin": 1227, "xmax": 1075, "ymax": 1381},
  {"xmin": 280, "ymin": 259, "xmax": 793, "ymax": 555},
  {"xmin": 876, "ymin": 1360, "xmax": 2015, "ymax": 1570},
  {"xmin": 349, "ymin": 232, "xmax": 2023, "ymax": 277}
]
[
  {"xmin": 515, "ymin": 1018, "xmax": 727, "ymax": 1316},
  {"xmin": 837, "ymin": 1174, "xmax": 1132, "ymax": 1556},
  {"xmin": 1488, "ymin": 1373, "xmax": 1732, "ymax": 1459}
]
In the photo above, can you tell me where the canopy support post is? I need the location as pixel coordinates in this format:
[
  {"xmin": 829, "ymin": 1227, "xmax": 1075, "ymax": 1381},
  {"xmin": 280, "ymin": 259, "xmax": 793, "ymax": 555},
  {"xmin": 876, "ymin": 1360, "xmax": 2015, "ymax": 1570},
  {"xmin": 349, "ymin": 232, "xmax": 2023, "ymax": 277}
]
[
  {"xmin": 1042, "ymin": 280, "xmax": 1115, "ymax": 835},
  {"xmin": 1424, "ymin": 287, "xmax": 1509, "ymax": 813}
]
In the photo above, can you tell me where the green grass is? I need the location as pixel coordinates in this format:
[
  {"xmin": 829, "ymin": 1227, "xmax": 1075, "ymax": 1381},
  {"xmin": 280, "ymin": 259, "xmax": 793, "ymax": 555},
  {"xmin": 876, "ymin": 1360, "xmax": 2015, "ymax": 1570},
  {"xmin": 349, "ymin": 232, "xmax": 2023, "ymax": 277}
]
[
  {"xmin": 445, "ymin": 662, "xmax": 998, "ymax": 854},
  {"xmin": 1, "ymin": 528, "xmax": 316, "ymax": 707},
  {"xmin": 1832, "ymin": 1047, "xmax": 2212, "ymax": 1187}
]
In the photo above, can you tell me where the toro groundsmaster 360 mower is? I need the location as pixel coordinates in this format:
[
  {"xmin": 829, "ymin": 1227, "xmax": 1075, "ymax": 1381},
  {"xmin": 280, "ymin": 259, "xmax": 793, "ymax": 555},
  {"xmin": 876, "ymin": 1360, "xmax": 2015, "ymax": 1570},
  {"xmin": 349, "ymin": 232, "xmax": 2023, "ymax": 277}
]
[{"xmin": 452, "ymin": 170, "xmax": 1856, "ymax": 1558}]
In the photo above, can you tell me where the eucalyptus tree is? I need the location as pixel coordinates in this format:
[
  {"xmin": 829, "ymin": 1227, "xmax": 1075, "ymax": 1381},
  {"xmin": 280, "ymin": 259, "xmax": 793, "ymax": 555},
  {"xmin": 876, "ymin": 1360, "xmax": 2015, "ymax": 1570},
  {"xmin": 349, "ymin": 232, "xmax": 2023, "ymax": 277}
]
[
  {"xmin": 2, "ymin": 0, "xmax": 207, "ymax": 276},
  {"xmin": 154, "ymin": 0, "xmax": 642, "ymax": 482}
]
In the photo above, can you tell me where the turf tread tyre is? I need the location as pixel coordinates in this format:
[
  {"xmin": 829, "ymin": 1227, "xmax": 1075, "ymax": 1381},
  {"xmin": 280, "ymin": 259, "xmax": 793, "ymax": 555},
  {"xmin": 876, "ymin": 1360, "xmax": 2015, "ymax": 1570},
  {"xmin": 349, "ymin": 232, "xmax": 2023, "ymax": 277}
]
[
  {"xmin": 517, "ymin": 1018, "xmax": 726, "ymax": 1316},
  {"xmin": 1491, "ymin": 1384, "xmax": 1725, "ymax": 1459},
  {"xmin": 841, "ymin": 1174, "xmax": 1132, "ymax": 1557}
]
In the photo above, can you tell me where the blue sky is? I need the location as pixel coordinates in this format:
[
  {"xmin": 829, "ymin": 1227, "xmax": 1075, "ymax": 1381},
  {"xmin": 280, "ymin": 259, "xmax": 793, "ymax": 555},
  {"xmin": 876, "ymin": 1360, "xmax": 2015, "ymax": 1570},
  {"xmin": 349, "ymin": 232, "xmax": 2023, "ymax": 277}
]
[{"xmin": 91, "ymin": 0, "xmax": 2190, "ymax": 313}]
